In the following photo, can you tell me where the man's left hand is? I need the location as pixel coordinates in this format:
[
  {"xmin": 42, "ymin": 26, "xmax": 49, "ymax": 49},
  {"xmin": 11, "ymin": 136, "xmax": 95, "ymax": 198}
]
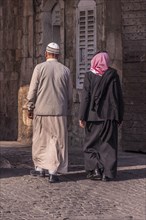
[{"xmin": 79, "ymin": 120, "xmax": 86, "ymax": 128}]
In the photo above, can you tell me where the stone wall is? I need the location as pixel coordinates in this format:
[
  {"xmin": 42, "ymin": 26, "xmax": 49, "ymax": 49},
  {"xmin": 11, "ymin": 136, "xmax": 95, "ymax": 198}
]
[
  {"xmin": 0, "ymin": 0, "xmax": 22, "ymax": 140},
  {"xmin": 121, "ymin": 0, "xmax": 146, "ymax": 152},
  {"xmin": 0, "ymin": 0, "xmax": 34, "ymax": 142},
  {"xmin": 18, "ymin": 0, "xmax": 34, "ymax": 144},
  {"xmin": 0, "ymin": 0, "xmax": 145, "ymax": 152}
]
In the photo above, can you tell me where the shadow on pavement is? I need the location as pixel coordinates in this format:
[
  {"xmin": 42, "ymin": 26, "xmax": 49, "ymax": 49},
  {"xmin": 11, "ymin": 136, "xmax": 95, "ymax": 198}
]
[
  {"xmin": 0, "ymin": 168, "xmax": 30, "ymax": 178},
  {"xmin": 61, "ymin": 168, "xmax": 146, "ymax": 182},
  {"xmin": 0, "ymin": 143, "xmax": 146, "ymax": 181},
  {"xmin": 0, "ymin": 167, "xmax": 146, "ymax": 182},
  {"xmin": 118, "ymin": 151, "xmax": 146, "ymax": 167},
  {"xmin": 59, "ymin": 171, "xmax": 87, "ymax": 182},
  {"xmin": 116, "ymin": 168, "xmax": 146, "ymax": 181}
]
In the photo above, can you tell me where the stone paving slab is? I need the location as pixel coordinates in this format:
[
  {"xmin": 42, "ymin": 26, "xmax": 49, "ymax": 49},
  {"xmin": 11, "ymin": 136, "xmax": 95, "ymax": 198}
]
[{"xmin": 0, "ymin": 141, "xmax": 146, "ymax": 220}]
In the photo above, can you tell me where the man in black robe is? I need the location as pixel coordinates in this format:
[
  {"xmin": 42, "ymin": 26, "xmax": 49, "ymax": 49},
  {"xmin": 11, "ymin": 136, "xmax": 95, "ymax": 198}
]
[{"xmin": 79, "ymin": 51, "xmax": 124, "ymax": 181}]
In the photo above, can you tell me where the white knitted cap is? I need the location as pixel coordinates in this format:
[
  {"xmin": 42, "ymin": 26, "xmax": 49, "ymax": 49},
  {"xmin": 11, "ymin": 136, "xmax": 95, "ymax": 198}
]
[{"xmin": 46, "ymin": 42, "xmax": 60, "ymax": 54}]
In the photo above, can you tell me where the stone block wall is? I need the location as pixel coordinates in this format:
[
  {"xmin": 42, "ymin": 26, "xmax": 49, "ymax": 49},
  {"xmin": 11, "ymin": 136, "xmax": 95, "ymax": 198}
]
[
  {"xmin": 0, "ymin": 0, "xmax": 145, "ymax": 152},
  {"xmin": 121, "ymin": 0, "xmax": 146, "ymax": 152},
  {"xmin": 0, "ymin": 0, "xmax": 34, "ymax": 142},
  {"xmin": 0, "ymin": 0, "xmax": 22, "ymax": 140},
  {"xmin": 18, "ymin": 0, "xmax": 34, "ymax": 144}
]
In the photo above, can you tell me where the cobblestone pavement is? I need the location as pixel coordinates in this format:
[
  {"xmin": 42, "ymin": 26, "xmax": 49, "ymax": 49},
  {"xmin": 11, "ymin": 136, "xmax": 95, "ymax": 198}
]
[{"xmin": 0, "ymin": 141, "xmax": 146, "ymax": 220}]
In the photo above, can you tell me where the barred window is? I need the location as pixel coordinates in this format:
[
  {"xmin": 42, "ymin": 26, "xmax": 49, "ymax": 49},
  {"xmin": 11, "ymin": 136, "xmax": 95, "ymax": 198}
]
[{"xmin": 76, "ymin": 0, "xmax": 97, "ymax": 89}]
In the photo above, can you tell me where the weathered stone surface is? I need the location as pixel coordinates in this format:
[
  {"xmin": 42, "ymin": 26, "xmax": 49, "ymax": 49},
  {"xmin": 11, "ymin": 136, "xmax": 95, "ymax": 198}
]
[
  {"xmin": 18, "ymin": 85, "xmax": 32, "ymax": 145},
  {"xmin": 20, "ymin": 58, "xmax": 34, "ymax": 84},
  {"xmin": 121, "ymin": 0, "xmax": 146, "ymax": 152},
  {"xmin": 0, "ymin": 0, "xmax": 145, "ymax": 152},
  {"xmin": 23, "ymin": 0, "xmax": 34, "ymax": 16},
  {"xmin": 0, "ymin": 156, "xmax": 11, "ymax": 168}
]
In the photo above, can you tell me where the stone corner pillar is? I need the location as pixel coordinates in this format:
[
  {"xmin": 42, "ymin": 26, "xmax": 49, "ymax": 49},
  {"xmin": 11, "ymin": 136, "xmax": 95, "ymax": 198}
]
[{"xmin": 18, "ymin": 85, "xmax": 32, "ymax": 145}]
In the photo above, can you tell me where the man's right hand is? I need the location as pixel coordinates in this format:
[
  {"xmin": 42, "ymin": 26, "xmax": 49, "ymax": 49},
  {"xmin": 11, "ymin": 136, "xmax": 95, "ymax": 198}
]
[{"xmin": 28, "ymin": 110, "xmax": 33, "ymax": 119}]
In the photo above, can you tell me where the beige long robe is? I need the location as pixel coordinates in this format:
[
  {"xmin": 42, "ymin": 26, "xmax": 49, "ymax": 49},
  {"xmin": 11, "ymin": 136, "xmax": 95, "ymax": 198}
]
[{"xmin": 32, "ymin": 115, "xmax": 68, "ymax": 174}]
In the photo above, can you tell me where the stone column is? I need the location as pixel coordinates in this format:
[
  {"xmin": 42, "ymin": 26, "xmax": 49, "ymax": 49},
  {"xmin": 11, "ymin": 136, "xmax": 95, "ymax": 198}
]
[
  {"xmin": 17, "ymin": 0, "xmax": 34, "ymax": 144},
  {"xmin": 104, "ymin": 0, "xmax": 123, "ymax": 149}
]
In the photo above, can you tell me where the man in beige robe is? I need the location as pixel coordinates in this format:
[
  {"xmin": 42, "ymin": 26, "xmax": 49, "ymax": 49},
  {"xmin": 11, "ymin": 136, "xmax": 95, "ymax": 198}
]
[{"xmin": 27, "ymin": 42, "xmax": 72, "ymax": 183}]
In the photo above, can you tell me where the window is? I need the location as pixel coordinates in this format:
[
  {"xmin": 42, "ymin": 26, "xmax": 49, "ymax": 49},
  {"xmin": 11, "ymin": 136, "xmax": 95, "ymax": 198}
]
[
  {"xmin": 52, "ymin": 3, "xmax": 60, "ymax": 46},
  {"xmin": 76, "ymin": 0, "xmax": 97, "ymax": 89}
]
